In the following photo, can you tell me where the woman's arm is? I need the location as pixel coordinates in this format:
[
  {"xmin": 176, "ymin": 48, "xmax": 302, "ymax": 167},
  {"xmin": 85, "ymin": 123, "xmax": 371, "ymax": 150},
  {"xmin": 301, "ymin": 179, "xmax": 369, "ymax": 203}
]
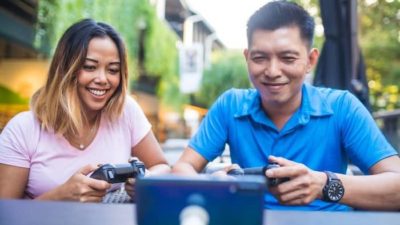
[
  {"xmin": 131, "ymin": 131, "xmax": 171, "ymax": 174},
  {"xmin": 0, "ymin": 163, "xmax": 111, "ymax": 202},
  {"xmin": 125, "ymin": 131, "xmax": 170, "ymax": 199},
  {"xmin": 0, "ymin": 164, "xmax": 29, "ymax": 198}
]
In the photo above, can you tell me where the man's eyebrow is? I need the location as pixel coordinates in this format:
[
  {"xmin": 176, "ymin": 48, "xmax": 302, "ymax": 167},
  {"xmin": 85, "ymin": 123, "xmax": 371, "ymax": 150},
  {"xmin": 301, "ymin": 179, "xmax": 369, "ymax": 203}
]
[
  {"xmin": 280, "ymin": 50, "xmax": 300, "ymax": 56},
  {"xmin": 249, "ymin": 50, "xmax": 267, "ymax": 55}
]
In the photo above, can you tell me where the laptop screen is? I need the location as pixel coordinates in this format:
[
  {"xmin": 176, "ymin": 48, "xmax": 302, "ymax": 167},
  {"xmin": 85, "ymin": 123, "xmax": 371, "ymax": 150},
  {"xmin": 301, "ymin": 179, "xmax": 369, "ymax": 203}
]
[{"xmin": 135, "ymin": 175, "xmax": 266, "ymax": 225}]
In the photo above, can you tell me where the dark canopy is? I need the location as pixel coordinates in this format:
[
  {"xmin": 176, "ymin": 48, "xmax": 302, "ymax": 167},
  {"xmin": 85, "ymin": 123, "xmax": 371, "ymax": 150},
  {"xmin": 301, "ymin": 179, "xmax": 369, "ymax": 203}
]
[{"xmin": 314, "ymin": 0, "xmax": 371, "ymax": 111}]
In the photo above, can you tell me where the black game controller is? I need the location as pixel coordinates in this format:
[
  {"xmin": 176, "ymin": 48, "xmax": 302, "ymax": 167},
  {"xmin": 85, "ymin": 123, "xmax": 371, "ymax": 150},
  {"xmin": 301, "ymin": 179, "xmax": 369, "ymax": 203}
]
[
  {"xmin": 227, "ymin": 163, "xmax": 289, "ymax": 186},
  {"xmin": 90, "ymin": 159, "xmax": 146, "ymax": 183}
]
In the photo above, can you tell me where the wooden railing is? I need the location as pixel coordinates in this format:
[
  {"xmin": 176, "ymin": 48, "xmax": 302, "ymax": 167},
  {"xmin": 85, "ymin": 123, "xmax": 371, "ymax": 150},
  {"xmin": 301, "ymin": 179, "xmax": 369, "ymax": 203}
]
[{"xmin": 374, "ymin": 109, "xmax": 400, "ymax": 152}]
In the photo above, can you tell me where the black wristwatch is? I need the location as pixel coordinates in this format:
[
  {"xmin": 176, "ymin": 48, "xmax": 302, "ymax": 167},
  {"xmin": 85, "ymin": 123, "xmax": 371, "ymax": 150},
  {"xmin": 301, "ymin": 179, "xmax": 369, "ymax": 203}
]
[{"xmin": 322, "ymin": 171, "xmax": 345, "ymax": 202}]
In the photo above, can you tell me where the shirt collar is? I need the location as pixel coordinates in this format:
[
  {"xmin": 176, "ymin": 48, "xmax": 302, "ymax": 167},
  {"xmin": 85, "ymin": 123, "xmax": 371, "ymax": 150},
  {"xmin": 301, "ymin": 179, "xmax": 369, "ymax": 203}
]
[
  {"xmin": 233, "ymin": 89, "xmax": 259, "ymax": 118},
  {"xmin": 233, "ymin": 83, "xmax": 334, "ymax": 119},
  {"xmin": 301, "ymin": 83, "xmax": 334, "ymax": 117}
]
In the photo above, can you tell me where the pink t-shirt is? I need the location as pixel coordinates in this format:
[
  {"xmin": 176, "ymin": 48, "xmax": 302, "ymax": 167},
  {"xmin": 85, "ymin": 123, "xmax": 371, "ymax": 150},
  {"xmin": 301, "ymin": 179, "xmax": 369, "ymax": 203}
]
[{"xmin": 0, "ymin": 96, "xmax": 151, "ymax": 199}]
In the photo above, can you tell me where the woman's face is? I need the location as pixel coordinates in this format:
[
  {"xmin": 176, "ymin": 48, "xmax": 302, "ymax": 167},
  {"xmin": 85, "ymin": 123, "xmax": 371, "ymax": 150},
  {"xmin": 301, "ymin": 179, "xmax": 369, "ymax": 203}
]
[{"xmin": 77, "ymin": 36, "xmax": 121, "ymax": 118}]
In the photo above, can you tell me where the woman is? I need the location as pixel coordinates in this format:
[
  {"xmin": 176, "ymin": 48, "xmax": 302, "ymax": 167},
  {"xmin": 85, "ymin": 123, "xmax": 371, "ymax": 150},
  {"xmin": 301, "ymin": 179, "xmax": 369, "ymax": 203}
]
[{"xmin": 0, "ymin": 19, "xmax": 170, "ymax": 202}]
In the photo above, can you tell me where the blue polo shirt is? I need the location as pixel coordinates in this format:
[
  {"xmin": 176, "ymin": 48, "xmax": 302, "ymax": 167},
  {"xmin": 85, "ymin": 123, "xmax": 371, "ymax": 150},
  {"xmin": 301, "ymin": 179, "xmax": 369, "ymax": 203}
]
[{"xmin": 189, "ymin": 83, "xmax": 397, "ymax": 210}]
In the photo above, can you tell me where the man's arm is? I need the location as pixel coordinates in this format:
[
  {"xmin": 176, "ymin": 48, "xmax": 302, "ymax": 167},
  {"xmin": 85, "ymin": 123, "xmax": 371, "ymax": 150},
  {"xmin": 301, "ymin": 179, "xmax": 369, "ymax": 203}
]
[
  {"xmin": 267, "ymin": 155, "xmax": 400, "ymax": 210},
  {"xmin": 338, "ymin": 155, "xmax": 400, "ymax": 210},
  {"xmin": 172, "ymin": 147, "xmax": 209, "ymax": 174},
  {"xmin": 336, "ymin": 93, "xmax": 400, "ymax": 210}
]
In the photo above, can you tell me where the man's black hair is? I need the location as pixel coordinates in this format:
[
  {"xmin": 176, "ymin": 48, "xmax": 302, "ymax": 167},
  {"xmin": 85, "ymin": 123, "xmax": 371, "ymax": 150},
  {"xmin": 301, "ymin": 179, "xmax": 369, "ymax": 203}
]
[{"xmin": 246, "ymin": 0, "xmax": 315, "ymax": 48}]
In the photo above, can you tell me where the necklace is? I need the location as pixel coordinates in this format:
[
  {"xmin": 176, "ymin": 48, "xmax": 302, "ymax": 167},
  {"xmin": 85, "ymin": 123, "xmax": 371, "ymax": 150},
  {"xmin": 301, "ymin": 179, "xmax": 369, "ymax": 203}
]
[
  {"xmin": 78, "ymin": 124, "xmax": 97, "ymax": 149},
  {"xmin": 67, "ymin": 115, "xmax": 100, "ymax": 150}
]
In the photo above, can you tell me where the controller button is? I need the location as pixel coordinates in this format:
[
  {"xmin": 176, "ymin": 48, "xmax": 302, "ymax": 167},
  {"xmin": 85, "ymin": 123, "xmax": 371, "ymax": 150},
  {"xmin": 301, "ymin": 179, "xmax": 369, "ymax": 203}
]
[{"xmin": 107, "ymin": 170, "xmax": 114, "ymax": 179}]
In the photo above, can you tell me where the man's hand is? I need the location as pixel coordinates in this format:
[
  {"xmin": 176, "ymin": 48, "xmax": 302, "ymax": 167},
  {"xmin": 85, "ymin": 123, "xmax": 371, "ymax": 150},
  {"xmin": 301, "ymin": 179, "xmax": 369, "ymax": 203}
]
[
  {"xmin": 210, "ymin": 164, "xmax": 241, "ymax": 177},
  {"xmin": 267, "ymin": 156, "xmax": 327, "ymax": 205}
]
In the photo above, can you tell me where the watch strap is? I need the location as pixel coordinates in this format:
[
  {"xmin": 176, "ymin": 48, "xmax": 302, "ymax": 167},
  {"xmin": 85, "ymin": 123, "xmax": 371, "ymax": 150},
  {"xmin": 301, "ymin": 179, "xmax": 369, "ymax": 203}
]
[{"xmin": 325, "ymin": 171, "xmax": 339, "ymax": 182}]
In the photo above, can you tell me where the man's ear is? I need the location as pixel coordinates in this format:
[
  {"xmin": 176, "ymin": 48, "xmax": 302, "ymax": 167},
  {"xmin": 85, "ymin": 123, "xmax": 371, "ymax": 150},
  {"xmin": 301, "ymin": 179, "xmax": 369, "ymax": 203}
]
[
  {"xmin": 243, "ymin": 48, "xmax": 249, "ymax": 62},
  {"xmin": 307, "ymin": 48, "xmax": 319, "ymax": 72}
]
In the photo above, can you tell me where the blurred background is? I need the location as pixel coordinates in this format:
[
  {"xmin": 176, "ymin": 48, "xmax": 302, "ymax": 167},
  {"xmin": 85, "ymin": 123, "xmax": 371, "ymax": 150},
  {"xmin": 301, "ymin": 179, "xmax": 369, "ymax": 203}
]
[{"xmin": 0, "ymin": 0, "xmax": 399, "ymax": 164}]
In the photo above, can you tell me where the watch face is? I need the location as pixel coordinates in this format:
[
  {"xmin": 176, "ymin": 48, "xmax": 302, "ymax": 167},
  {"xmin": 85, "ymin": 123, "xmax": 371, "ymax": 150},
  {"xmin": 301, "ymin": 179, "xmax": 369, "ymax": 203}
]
[{"xmin": 327, "ymin": 181, "xmax": 345, "ymax": 202}]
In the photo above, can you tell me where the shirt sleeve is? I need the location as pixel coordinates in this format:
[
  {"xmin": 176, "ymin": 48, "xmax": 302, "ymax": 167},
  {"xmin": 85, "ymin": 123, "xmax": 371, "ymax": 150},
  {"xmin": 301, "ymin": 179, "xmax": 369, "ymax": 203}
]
[
  {"xmin": 189, "ymin": 90, "xmax": 232, "ymax": 162},
  {"xmin": 0, "ymin": 112, "xmax": 40, "ymax": 168},
  {"xmin": 125, "ymin": 96, "xmax": 152, "ymax": 147},
  {"xmin": 340, "ymin": 92, "xmax": 397, "ymax": 173}
]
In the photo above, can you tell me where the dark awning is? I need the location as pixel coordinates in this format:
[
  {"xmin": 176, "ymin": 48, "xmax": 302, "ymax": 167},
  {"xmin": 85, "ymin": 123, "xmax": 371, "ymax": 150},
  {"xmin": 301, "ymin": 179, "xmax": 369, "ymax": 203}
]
[{"xmin": 314, "ymin": 0, "xmax": 371, "ymax": 111}]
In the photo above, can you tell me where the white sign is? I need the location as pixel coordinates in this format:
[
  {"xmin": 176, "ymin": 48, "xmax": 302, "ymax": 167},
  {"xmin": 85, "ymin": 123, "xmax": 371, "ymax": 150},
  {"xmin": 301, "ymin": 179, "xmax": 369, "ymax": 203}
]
[{"xmin": 179, "ymin": 43, "xmax": 204, "ymax": 93}]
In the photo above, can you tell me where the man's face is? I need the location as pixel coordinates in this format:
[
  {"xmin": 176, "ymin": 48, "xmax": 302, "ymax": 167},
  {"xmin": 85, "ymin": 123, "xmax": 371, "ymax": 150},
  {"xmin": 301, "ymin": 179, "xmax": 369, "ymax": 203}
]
[{"xmin": 244, "ymin": 26, "xmax": 318, "ymax": 110}]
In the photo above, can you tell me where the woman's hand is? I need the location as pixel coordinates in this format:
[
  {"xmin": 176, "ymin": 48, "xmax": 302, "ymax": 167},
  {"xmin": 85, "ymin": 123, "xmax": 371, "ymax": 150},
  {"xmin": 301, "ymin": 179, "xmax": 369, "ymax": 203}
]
[
  {"xmin": 125, "ymin": 160, "xmax": 171, "ymax": 200},
  {"xmin": 36, "ymin": 164, "xmax": 111, "ymax": 202}
]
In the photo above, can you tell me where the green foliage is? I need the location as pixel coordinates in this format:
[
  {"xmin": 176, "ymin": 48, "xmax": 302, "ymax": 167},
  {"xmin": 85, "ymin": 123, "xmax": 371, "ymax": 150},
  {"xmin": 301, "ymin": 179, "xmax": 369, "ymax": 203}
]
[
  {"xmin": 144, "ymin": 11, "xmax": 187, "ymax": 110},
  {"xmin": 359, "ymin": 0, "xmax": 400, "ymax": 111},
  {"xmin": 145, "ymin": 18, "xmax": 178, "ymax": 77},
  {"xmin": 194, "ymin": 50, "xmax": 250, "ymax": 107},
  {"xmin": 0, "ymin": 85, "xmax": 29, "ymax": 104},
  {"xmin": 158, "ymin": 73, "xmax": 190, "ymax": 111}
]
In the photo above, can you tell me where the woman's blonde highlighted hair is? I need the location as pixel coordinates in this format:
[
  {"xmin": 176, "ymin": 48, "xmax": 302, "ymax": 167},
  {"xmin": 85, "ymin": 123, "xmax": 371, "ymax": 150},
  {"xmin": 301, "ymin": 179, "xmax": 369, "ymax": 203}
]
[{"xmin": 31, "ymin": 19, "xmax": 128, "ymax": 136}]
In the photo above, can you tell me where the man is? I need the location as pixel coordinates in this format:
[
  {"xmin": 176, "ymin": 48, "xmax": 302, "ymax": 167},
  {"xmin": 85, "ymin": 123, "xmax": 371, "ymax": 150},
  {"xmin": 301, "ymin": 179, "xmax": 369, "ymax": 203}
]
[{"xmin": 173, "ymin": 1, "xmax": 400, "ymax": 211}]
